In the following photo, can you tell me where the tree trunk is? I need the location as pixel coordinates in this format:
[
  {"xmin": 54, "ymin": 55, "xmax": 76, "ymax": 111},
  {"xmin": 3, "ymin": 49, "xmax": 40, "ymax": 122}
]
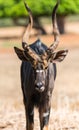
[{"xmin": 34, "ymin": 17, "xmax": 47, "ymax": 35}]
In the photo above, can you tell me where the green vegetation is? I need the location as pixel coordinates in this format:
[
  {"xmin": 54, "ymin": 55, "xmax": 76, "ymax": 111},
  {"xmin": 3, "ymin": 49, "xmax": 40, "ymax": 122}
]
[
  {"xmin": 0, "ymin": 0, "xmax": 79, "ymax": 18},
  {"xmin": 0, "ymin": 0, "xmax": 79, "ymax": 33},
  {"xmin": 0, "ymin": 41, "xmax": 21, "ymax": 49}
]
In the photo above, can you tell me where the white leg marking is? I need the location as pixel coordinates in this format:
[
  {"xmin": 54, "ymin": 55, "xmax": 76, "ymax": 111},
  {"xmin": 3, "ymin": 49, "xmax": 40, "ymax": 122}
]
[{"xmin": 43, "ymin": 112, "xmax": 49, "ymax": 118}]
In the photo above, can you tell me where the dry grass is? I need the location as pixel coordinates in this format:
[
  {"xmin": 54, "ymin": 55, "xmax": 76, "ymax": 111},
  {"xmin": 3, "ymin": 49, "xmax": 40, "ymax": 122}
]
[{"xmin": 0, "ymin": 97, "xmax": 79, "ymax": 130}]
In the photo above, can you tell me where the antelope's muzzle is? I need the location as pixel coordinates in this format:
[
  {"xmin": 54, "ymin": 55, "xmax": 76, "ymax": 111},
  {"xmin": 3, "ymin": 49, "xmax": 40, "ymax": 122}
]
[{"xmin": 35, "ymin": 82, "xmax": 45, "ymax": 92}]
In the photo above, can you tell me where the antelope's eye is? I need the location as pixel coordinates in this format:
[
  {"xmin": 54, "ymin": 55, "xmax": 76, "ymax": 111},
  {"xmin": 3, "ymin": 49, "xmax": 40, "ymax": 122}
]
[
  {"xmin": 44, "ymin": 66, "xmax": 48, "ymax": 70},
  {"xmin": 42, "ymin": 65, "xmax": 48, "ymax": 70}
]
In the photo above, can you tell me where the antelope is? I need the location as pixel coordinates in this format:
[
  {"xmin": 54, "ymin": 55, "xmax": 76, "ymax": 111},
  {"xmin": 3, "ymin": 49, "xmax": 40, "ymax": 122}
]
[{"xmin": 14, "ymin": 0, "xmax": 68, "ymax": 130}]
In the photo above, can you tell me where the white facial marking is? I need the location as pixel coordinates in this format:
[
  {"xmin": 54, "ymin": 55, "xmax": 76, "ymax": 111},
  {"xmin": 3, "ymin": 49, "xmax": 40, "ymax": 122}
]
[{"xmin": 36, "ymin": 70, "xmax": 44, "ymax": 73}]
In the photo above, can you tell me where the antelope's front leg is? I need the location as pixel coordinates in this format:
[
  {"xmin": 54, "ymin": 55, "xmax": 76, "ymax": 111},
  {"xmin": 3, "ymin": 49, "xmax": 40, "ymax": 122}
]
[
  {"xmin": 39, "ymin": 103, "xmax": 50, "ymax": 130},
  {"xmin": 25, "ymin": 104, "xmax": 34, "ymax": 130}
]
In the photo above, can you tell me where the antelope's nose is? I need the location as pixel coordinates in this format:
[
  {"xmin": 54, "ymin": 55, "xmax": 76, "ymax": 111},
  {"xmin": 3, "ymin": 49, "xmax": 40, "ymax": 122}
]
[
  {"xmin": 35, "ymin": 82, "xmax": 45, "ymax": 92},
  {"xmin": 37, "ymin": 82, "xmax": 43, "ymax": 87}
]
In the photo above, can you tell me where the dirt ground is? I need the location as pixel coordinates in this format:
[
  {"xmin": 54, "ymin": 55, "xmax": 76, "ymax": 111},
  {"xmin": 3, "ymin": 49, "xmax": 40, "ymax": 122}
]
[{"xmin": 0, "ymin": 25, "xmax": 79, "ymax": 130}]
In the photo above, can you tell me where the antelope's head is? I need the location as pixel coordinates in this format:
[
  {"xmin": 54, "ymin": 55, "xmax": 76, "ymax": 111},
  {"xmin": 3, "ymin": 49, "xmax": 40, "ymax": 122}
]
[{"xmin": 14, "ymin": 0, "xmax": 68, "ymax": 92}]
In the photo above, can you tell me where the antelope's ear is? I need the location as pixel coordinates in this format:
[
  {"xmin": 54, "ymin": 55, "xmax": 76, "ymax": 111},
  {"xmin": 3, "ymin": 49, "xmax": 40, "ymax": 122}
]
[
  {"xmin": 14, "ymin": 47, "xmax": 27, "ymax": 61},
  {"xmin": 50, "ymin": 50, "xmax": 68, "ymax": 62}
]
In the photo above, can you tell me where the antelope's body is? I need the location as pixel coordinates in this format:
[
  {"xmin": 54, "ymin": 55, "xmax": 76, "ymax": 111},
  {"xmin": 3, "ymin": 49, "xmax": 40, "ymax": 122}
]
[
  {"xmin": 21, "ymin": 40, "xmax": 56, "ymax": 130},
  {"xmin": 21, "ymin": 39, "xmax": 56, "ymax": 106},
  {"xmin": 14, "ymin": 0, "xmax": 68, "ymax": 130}
]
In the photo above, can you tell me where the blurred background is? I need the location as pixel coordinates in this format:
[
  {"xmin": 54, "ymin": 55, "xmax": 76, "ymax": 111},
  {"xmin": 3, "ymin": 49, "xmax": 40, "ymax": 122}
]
[{"xmin": 0, "ymin": 0, "xmax": 79, "ymax": 130}]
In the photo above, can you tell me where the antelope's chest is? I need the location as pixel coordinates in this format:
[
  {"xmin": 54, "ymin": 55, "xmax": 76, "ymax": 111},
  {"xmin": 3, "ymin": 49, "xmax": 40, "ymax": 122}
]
[{"xmin": 30, "ymin": 88, "xmax": 52, "ymax": 107}]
